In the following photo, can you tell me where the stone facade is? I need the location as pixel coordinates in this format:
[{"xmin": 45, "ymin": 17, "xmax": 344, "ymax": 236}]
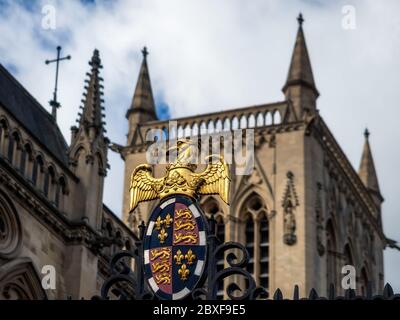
[
  {"xmin": 0, "ymin": 15, "xmax": 388, "ymax": 300},
  {"xmin": 119, "ymin": 16, "xmax": 387, "ymax": 298},
  {"xmin": 0, "ymin": 51, "xmax": 135, "ymax": 299}
]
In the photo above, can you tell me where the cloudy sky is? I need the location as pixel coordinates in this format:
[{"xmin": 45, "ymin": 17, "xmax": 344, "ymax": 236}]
[{"xmin": 0, "ymin": 0, "xmax": 399, "ymax": 291}]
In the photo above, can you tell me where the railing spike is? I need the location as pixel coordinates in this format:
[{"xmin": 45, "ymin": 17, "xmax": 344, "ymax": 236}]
[
  {"xmin": 308, "ymin": 288, "xmax": 319, "ymax": 300},
  {"xmin": 328, "ymin": 283, "xmax": 335, "ymax": 300},
  {"xmin": 345, "ymin": 288, "xmax": 356, "ymax": 300},
  {"xmin": 366, "ymin": 281, "xmax": 373, "ymax": 299},
  {"xmin": 293, "ymin": 285, "xmax": 299, "ymax": 300},
  {"xmin": 383, "ymin": 283, "xmax": 394, "ymax": 298},
  {"xmin": 273, "ymin": 288, "xmax": 283, "ymax": 300}
]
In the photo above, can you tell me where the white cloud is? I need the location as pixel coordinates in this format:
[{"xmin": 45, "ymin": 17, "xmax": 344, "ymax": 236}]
[{"xmin": 0, "ymin": 0, "xmax": 399, "ymax": 292}]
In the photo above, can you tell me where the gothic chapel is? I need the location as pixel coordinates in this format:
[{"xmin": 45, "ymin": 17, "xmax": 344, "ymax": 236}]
[{"xmin": 0, "ymin": 15, "xmax": 389, "ymax": 299}]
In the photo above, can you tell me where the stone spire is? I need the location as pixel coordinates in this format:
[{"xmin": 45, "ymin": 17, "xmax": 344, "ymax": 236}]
[
  {"xmin": 282, "ymin": 13, "xmax": 319, "ymax": 119},
  {"xmin": 359, "ymin": 129, "xmax": 383, "ymax": 208},
  {"xmin": 77, "ymin": 49, "xmax": 106, "ymax": 134},
  {"xmin": 126, "ymin": 46, "xmax": 157, "ymax": 120},
  {"xmin": 126, "ymin": 47, "xmax": 158, "ymax": 145},
  {"xmin": 68, "ymin": 49, "xmax": 109, "ymax": 229}
]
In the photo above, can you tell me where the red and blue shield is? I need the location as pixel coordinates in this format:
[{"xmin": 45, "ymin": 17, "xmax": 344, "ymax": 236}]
[{"xmin": 143, "ymin": 195, "xmax": 207, "ymax": 300}]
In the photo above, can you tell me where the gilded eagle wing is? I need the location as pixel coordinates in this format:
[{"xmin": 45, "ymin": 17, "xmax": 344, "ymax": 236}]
[
  {"xmin": 129, "ymin": 164, "xmax": 163, "ymax": 212},
  {"xmin": 193, "ymin": 155, "xmax": 230, "ymax": 204}
]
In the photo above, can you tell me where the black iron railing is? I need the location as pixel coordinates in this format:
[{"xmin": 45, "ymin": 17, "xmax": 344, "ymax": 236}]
[{"xmin": 93, "ymin": 213, "xmax": 399, "ymax": 300}]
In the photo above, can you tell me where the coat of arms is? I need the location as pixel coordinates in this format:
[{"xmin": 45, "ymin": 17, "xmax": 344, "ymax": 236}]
[{"xmin": 129, "ymin": 139, "xmax": 230, "ymax": 300}]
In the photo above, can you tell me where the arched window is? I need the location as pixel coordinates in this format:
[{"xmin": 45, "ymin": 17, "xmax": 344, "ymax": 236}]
[
  {"xmin": 259, "ymin": 215, "xmax": 269, "ymax": 289},
  {"xmin": 241, "ymin": 193, "xmax": 269, "ymax": 289},
  {"xmin": 43, "ymin": 172, "xmax": 49, "ymax": 197},
  {"xmin": 21, "ymin": 144, "xmax": 33, "ymax": 177},
  {"xmin": 43, "ymin": 166, "xmax": 55, "ymax": 198},
  {"xmin": 7, "ymin": 133, "xmax": 15, "ymax": 163},
  {"xmin": 32, "ymin": 156, "xmax": 43, "ymax": 186},
  {"xmin": 19, "ymin": 146, "xmax": 27, "ymax": 175},
  {"xmin": 326, "ymin": 220, "xmax": 337, "ymax": 294},
  {"xmin": 245, "ymin": 214, "xmax": 254, "ymax": 274}
]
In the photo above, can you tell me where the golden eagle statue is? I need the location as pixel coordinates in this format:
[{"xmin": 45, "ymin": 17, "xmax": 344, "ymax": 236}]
[{"xmin": 129, "ymin": 139, "xmax": 230, "ymax": 212}]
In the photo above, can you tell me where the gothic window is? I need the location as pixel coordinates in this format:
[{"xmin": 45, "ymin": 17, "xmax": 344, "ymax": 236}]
[
  {"xmin": 259, "ymin": 215, "xmax": 269, "ymax": 289},
  {"xmin": 32, "ymin": 156, "xmax": 43, "ymax": 186},
  {"xmin": 326, "ymin": 220, "xmax": 337, "ymax": 293},
  {"xmin": 7, "ymin": 133, "xmax": 15, "ymax": 163},
  {"xmin": 48, "ymin": 166, "xmax": 56, "ymax": 201},
  {"xmin": 19, "ymin": 147, "xmax": 27, "ymax": 175},
  {"xmin": 55, "ymin": 183, "xmax": 61, "ymax": 208},
  {"xmin": 32, "ymin": 160, "xmax": 38, "ymax": 184},
  {"xmin": 43, "ymin": 171, "xmax": 50, "ymax": 197},
  {"xmin": 245, "ymin": 213, "xmax": 254, "ymax": 274},
  {"xmin": 241, "ymin": 193, "xmax": 269, "ymax": 290}
]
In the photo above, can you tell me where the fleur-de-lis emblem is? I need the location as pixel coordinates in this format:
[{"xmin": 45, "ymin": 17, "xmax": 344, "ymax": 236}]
[
  {"xmin": 174, "ymin": 249, "xmax": 184, "ymax": 265},
  {"xmin": 185, "ymin": 249, "xmax": 196, "ymax": 265},
  {"xmin": 178, "ymin": 264, "xmax": 190, "ymax": 281},
  {"xmin": 164, "ymin": 213, "xmax": 173, "ymax": 228},
  {"xmin": 158, "ymin": 228, "xmax": 168, "ymax": 244},
  {"xmin": 155, "ymin": 216, "xmax": 163, "ymax": 230}
]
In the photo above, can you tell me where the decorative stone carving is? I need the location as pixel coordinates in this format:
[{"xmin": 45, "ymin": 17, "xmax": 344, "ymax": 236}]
[
  {"xmin": 245, "ymin": 168, "xmax": 262, "ymax": 185},
  {"xmin": 282, "ymin": 171, "xmax": 298, "ymax": 245},
  {"xmin": 0, "ymin": 258, "xmax": 46, "ymax": 300},
  {"xmin": 0, "ymin": 193, "xmax": 22, "ymax": 259}
]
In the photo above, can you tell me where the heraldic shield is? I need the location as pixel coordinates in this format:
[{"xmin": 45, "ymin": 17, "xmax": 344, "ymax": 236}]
[{"xmin": 143, "ymin": 195, "xmax": 207, "ymax": 300}]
